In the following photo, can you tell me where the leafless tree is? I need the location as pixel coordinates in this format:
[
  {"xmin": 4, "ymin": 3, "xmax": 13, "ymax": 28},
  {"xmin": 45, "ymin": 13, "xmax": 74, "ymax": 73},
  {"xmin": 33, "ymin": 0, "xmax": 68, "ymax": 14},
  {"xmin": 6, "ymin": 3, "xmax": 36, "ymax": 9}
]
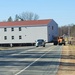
[
  {"xmin": 59, "ymin": 26, "xmax": 68, "ymax": 36},
  {"xmin": 59, "ymin": 24, "xmax": 75, "ymax": 37},
  {"xmin": 19, "ymin": 12, "xmax": 39, "ymax": 21},
  {"xmin": 14, "ymin": 14, "xmax": 19, "ymax": 21}
]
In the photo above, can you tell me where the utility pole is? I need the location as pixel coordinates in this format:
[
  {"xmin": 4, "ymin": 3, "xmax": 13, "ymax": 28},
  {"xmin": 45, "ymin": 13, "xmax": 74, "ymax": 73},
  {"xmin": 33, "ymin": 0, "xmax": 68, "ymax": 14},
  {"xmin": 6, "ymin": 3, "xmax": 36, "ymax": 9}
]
[{"xmin": 68, "ymin": 25, "xmax": 70, "ymax": 44}]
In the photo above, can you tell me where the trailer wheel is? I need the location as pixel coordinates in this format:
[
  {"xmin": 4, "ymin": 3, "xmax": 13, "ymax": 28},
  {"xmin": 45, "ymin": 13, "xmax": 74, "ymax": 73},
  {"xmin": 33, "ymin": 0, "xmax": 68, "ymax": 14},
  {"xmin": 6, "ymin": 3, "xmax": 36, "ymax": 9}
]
[
  {"xmin": 43, "ymin": 45, "xmax": 45, "ymax": 47},
  {"xmin": 64, "ymin": 43, "xmax": 65, "ymax": 45},
  {"xmin": 54, "ymin": 41, "xmax": 58, "ymax": 45}
]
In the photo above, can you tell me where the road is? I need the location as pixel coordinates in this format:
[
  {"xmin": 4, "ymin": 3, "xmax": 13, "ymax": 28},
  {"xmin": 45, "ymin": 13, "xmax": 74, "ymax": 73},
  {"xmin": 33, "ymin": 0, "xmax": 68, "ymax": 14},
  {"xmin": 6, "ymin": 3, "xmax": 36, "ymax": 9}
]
[{"xmin": 0, "ymin": 44, "xmax": 62, "ymax": 75}]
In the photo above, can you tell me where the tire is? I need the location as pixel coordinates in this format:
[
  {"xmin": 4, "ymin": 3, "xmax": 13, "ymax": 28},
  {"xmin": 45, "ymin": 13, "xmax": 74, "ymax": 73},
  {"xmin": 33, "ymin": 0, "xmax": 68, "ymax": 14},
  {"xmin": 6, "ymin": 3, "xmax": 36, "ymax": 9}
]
[
  {"xmin": 43, "ymin": 45, "xmax": 45, "ymax": 47},
  {"xmin": 54, "ymin": 41, "xmax": 58, "ymax": 45},
  {"xmin": 36, "ymin": 46, "xmax": 38, "ymax": 47},
  {"xmin": 59, "ymin": 43, "xmax": 62, "ymax": 45},
  {"xmin": 64, "ymin": 43, "xmax": 65, "ymax": 45}
]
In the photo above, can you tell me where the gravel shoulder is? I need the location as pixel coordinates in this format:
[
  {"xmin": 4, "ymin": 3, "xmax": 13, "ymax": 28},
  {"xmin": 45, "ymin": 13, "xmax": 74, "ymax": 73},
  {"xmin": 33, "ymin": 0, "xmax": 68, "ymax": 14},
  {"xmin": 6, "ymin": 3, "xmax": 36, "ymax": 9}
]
[{"xmin": 57, "ymin": 45, "xmax": 75, "ymax": 75}]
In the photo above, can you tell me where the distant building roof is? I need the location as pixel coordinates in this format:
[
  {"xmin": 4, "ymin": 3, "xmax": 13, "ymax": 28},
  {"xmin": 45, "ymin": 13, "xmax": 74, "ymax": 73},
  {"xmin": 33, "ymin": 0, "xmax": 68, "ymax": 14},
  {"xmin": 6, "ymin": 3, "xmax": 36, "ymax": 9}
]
[{"xmin": 0, "ymin": 19, "xmax": 52, "ymax": 27}]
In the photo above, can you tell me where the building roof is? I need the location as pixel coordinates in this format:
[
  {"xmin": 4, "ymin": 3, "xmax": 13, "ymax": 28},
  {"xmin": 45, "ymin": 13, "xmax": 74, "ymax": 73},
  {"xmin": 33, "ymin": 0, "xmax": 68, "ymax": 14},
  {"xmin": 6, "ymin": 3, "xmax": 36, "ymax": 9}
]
[{"xmin": 0, "ymin": 19, "xmax": 52, "ymax": 27}]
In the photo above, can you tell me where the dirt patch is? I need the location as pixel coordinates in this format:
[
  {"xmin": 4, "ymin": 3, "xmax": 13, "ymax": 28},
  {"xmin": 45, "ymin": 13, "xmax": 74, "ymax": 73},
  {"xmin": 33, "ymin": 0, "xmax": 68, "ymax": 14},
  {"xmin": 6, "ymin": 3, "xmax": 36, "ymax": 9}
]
[{"xmin": 57, "ymin": 45, "xmax": 75, "ymax": 75}]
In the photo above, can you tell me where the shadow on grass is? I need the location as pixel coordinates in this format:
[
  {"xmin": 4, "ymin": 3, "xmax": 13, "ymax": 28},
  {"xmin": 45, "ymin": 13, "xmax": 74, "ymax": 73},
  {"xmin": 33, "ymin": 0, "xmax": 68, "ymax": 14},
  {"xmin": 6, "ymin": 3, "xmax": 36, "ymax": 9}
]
[{"xmin": 61, "ymin": 55, "xmax": 75, "ymax": 59}]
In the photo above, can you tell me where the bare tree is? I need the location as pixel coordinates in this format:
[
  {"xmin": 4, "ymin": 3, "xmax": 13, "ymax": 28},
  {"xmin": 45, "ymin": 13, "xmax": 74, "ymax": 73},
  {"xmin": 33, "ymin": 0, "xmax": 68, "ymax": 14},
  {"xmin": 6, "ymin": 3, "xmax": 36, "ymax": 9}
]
[
  {"xmin": 19, "ymin": 12, "xmax": 39, "ymax": 21},
  {"xmin": 14, "ymin": 14, "xmax": 19, "ymax": 21},
  {"xmin": 59, "ymin": 24, "xmax": 75, "ymax": 37},
  {"xmin": 34, "ymin": 14, "xmax": 39, "ymax": 20},
  {"xmin": 59, "ymin": 26, "xmax": 68, "ymax": 36}
]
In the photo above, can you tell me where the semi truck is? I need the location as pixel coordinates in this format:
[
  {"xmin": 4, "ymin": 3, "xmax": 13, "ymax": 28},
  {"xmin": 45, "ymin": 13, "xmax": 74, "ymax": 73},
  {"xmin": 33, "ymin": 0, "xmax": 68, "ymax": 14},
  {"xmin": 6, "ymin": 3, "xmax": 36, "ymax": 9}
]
[{"xmin": 53, "ymin": 36, "xmax": 65, "ymax": 45}]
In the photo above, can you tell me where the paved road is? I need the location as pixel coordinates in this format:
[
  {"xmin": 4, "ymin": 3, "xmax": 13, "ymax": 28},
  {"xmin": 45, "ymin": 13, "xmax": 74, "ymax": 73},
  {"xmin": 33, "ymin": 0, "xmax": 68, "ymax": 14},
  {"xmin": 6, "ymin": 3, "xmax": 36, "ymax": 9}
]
[{"xmin": 0, "ymin": 45, "xmax": 62, "ymax": 75}]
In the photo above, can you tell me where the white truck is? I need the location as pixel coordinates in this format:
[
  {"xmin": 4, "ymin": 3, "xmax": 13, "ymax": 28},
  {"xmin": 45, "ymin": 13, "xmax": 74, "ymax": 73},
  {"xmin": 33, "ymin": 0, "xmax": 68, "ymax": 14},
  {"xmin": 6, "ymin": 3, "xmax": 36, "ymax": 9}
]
[{"xmin": 35, "ymin": 39, "xmax": 46, "ymax": 47}]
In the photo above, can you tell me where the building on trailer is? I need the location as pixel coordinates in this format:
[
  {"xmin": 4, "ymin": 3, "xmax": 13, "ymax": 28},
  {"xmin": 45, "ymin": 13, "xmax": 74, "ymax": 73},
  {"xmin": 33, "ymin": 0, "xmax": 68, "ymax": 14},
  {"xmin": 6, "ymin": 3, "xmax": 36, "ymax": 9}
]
[{"xmin": 0, "ymin": 19, "xmax": 58, "ymax": 46}]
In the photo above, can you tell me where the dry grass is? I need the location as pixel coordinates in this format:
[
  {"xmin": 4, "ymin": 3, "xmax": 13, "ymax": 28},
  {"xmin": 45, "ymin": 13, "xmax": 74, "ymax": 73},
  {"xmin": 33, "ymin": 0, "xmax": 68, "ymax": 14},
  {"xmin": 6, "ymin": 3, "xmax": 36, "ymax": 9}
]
[
  {"xmin": 68, "ymin": 45, "xmax": 75, "ymax": 55},
  {"xmin": 57, "ymin": 45, "xmax": 75, "ymax": 75}
]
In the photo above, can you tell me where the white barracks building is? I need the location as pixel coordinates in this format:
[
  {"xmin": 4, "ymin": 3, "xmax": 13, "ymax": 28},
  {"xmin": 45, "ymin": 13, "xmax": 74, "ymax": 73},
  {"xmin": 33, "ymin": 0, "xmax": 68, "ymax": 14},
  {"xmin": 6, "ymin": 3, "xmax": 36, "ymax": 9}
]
[{"xmin": 0, "ymin": 19, "xmax": 58, "ymax": 46}]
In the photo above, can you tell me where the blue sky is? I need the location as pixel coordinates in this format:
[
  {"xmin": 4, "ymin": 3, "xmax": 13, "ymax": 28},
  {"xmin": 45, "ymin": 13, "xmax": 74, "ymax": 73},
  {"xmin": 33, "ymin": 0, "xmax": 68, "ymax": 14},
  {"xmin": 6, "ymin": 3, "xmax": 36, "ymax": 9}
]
[{"xmin": 0, "ymin": 0, "xmax": 75, "ymax": 26}]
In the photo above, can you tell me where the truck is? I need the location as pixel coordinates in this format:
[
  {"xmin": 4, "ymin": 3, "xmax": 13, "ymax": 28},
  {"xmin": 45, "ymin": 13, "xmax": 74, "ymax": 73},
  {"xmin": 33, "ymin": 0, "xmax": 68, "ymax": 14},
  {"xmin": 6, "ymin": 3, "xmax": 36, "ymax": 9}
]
[
  {"xmin": 35, "ymin": 39, "xmax": 46, "ymax": 47},
  {"xmin": 53, "ymin": 36, "xmax": 65, "ymax": 45}
]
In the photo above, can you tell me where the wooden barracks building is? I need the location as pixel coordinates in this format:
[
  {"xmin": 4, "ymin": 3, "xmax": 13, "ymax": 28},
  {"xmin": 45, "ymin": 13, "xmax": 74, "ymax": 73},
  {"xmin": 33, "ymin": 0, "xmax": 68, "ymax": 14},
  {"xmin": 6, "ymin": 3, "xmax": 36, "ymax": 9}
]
[{"xmin": 0, "ymin": 19, "xmax": 58, "ymax": 46}]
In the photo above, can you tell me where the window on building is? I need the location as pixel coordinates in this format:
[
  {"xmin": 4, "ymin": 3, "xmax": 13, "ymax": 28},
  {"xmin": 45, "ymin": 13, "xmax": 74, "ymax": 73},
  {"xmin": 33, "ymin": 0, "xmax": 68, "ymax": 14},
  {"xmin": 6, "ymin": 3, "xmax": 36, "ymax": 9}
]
[
  {"xmin": 12, "ymin": 36, "xmax": 14, "ymax": 40},
  {"xmin": 4, "ymin": 28, "xmax": 7, "ymax": 32},
  {"xmin": 19, "ymin": 27, "xmax": 21, "ymax": 31},
  {"xmin": 4, "ymin": 36, "xmax": 7, "ymax": 40},
  {"xmin": 19, "ymin": 36, "xmax": 22, "ymax": 39},
  {"xmin": 11, "ymin": 27, "xmax": 14, "ymax": 31},
  {"xmin": 52, "ymin": 26, "xmax": 54, "ymax": 30}
]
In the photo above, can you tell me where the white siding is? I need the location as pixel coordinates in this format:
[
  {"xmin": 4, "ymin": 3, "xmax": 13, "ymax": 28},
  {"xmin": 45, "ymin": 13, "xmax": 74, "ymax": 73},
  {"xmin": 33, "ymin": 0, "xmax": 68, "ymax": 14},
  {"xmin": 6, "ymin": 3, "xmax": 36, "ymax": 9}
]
[{"xmin": 0, "ymin": 26, "xmax": 47, "ymax": 44}]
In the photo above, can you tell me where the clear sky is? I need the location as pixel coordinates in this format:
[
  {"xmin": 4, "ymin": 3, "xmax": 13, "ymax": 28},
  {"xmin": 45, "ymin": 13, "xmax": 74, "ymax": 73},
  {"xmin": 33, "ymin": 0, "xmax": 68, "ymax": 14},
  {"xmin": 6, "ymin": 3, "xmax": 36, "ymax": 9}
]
[{"xmin": 0, "ymin": 0, "xmax": 75, "ymax": 26}]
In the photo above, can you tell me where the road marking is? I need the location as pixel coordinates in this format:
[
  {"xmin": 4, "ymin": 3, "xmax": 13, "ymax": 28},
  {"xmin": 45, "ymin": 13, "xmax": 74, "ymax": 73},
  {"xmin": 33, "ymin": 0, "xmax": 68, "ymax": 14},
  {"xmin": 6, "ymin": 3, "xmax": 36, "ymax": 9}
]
[
  {"xmin": 11, "ymin": 46, "xmax": 51, "ymax": 56},
  {"xmin": 14, "ymin": 46, "xmax": 56, "ymax": 75},
  {"xmin": 11, "ymin": 47, "xmax": 38, "ymax": 56},
  {"xmin": 11, "ymin": 49, "xmax": 35, "ymax": 56}
]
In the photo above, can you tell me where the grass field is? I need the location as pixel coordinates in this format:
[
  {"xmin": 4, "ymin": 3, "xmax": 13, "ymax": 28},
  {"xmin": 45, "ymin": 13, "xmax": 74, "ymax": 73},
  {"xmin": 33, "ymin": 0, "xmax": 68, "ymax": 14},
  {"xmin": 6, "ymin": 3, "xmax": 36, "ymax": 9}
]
[
  {"xmin": 57, "ymin": 45, "xmax": 75, "ymax": 75},
  {"xmin": 68, "ymin": 45, "xmax": 75, "ymax": 55}
]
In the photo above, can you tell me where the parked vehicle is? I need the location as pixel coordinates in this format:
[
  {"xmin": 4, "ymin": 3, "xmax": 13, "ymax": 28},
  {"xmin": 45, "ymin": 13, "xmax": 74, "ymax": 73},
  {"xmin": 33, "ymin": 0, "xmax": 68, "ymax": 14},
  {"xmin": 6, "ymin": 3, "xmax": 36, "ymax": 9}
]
[{"xmin": 35, "ymin": 39, "xmax": 46, "ymax": 47}]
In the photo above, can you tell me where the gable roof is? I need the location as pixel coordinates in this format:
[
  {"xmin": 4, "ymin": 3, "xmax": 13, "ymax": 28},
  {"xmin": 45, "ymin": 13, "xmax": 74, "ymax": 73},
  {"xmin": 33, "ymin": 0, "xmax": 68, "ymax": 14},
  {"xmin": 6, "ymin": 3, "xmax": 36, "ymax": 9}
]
[{"xmin": 0, "ymin": 19, "xmax": 52, "ymax": 27}]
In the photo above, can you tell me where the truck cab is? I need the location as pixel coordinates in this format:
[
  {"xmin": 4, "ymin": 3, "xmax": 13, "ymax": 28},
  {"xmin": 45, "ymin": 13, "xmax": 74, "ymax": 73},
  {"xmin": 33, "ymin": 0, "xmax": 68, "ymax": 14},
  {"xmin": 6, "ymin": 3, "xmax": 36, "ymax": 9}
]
[{"xmin": 53, "ymin": 36, "xmax": 65, "ymax": 45}]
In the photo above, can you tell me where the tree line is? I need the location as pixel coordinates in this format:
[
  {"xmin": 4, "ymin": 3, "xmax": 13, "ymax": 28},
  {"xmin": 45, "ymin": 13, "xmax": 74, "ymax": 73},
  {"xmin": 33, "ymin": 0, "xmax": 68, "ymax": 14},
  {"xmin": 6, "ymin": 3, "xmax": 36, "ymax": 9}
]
[
  {"xmin": 5, "ymin": 12, "xmax": 39, "ymax": 22},
  {"xmin": 59, "ymin": 24, "xmax": 75, "ymax": 37}
]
